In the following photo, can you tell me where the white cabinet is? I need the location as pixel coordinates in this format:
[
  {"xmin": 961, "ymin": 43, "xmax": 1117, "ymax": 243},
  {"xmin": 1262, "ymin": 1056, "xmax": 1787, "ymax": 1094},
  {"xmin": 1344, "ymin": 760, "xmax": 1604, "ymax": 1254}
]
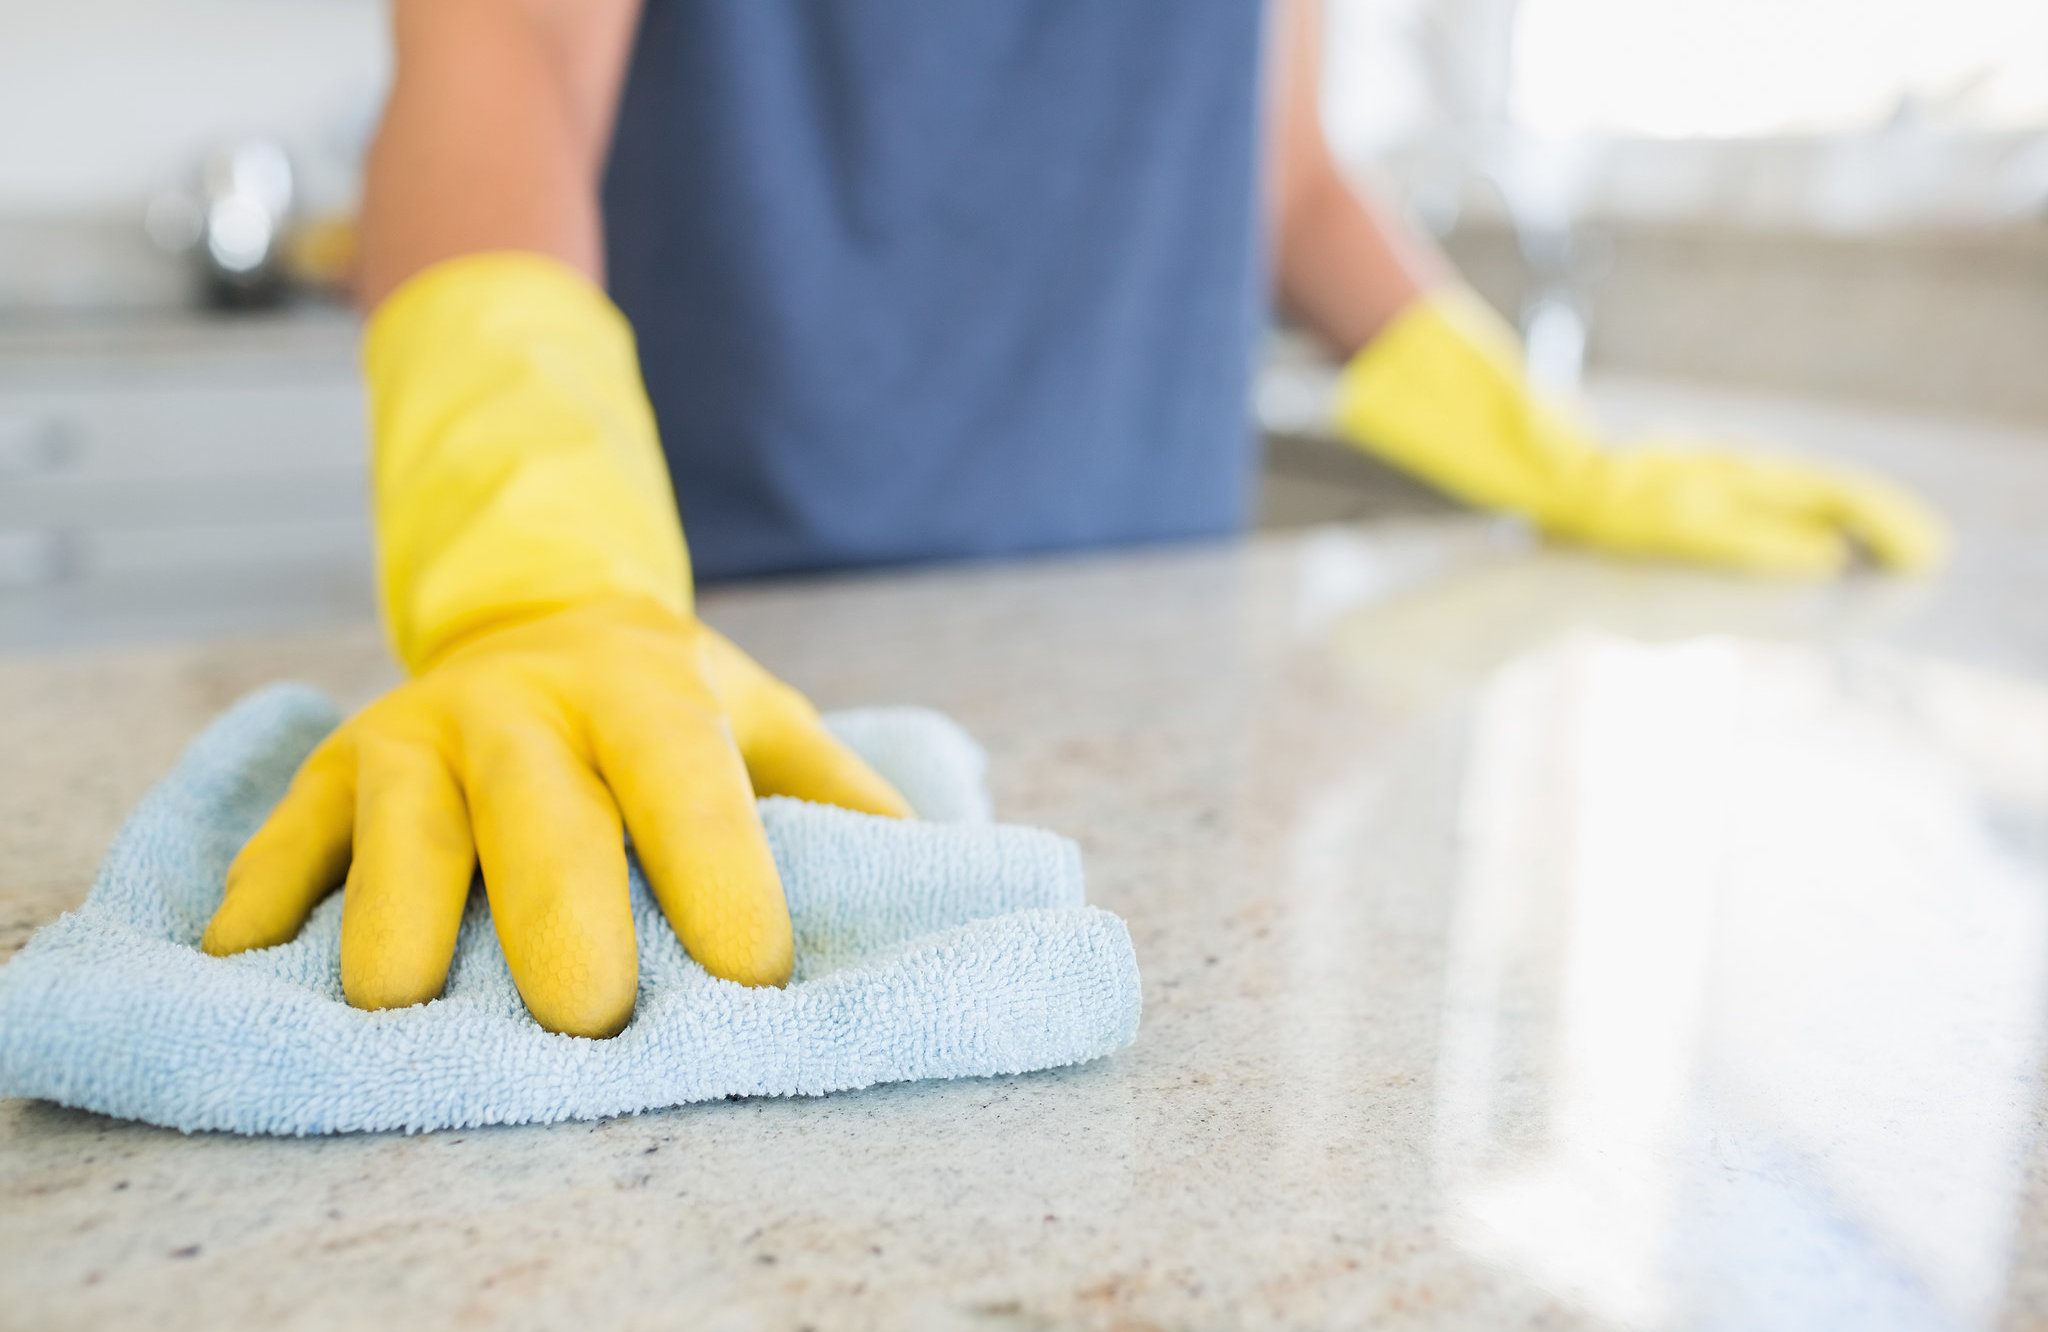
[{"xmin": 0, "ymin": 311, "xmax": 374, "ymax": 648}]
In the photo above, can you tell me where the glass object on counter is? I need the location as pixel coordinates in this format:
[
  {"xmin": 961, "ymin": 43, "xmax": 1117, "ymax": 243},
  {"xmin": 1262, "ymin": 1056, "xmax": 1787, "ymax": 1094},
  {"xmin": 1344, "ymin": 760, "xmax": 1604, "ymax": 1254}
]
[{"xmin": 148, "ymin": 139, "xmax": 296, "ymax": 309}]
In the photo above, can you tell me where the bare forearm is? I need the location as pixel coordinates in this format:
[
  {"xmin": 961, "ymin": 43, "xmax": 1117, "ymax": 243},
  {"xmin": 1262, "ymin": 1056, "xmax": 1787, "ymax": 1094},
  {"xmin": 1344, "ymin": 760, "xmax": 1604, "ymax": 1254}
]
[
  {"xmin": 357, "ymin": 0, "xmax": 641, "ymax": 311},
  {"xmin": 1276, "ymin": 169, "xmax": 1450, "ymax": 357},
  {"xmin": 1268, "ymin": 0, "xmax": 1450, "ymax": 358}
]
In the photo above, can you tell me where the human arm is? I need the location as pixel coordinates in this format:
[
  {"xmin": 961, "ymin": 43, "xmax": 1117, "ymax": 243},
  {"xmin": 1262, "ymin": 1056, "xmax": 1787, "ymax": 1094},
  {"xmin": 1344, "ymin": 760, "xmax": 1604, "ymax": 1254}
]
[
  {"xmin": 1265, "ymin": 0, "xmax": 1944, "ymax": 576},
  {"xmin": 1268, "ymin": 0, "xmax": 1448, "ymax": 357},
  {"xmin": 203, "ymin": 0, "xmax": 910, "ymax": 1038},
  {"xmin": 355, "ymin": 0, "xmax": 635, "ymax": 306}
]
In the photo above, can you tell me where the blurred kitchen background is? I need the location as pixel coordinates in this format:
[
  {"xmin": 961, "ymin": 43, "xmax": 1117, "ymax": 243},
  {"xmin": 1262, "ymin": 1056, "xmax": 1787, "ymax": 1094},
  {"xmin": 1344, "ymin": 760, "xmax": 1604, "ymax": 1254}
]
[{"xmin": 3, "ymin": 0, "xmax": 2046, "ymax": 649}]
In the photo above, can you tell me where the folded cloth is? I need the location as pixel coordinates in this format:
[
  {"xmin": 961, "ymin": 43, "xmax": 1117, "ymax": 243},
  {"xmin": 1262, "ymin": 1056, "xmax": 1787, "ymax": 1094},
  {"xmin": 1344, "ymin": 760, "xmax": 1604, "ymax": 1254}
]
[{"xmin": 0, "ymin": 685, "xmax": 1140, "ymax": 1135}]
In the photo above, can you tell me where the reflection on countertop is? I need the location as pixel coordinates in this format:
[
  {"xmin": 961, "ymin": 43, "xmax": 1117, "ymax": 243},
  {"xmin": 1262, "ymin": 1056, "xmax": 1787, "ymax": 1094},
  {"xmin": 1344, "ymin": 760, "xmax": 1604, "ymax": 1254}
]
[
  {"xmin": 1436, "ymin": 635, "xmax": 2048, "ymax": 1330},
  {"xmin": 2, "ymin": 381, "xmax": 2048, "ymax": 1329}
]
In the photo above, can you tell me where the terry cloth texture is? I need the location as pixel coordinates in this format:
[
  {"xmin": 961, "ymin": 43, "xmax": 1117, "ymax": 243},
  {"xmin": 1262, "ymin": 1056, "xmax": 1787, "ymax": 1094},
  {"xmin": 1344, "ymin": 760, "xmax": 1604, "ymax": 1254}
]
[{"xmin": 0, "ymin": 685, "xmax": 1140, "ymax": 1135}]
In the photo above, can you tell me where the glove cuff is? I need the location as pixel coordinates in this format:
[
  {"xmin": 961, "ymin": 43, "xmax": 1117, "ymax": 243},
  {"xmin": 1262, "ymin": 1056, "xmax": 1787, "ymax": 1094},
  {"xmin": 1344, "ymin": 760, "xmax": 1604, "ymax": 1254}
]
[
  {"xmin": 1331, "ymin": 287, "xmax": 1601, "ymax": 525},
  {"xmin": 364, "ymin": 252, "xmax": 691, "ymax": 673}
]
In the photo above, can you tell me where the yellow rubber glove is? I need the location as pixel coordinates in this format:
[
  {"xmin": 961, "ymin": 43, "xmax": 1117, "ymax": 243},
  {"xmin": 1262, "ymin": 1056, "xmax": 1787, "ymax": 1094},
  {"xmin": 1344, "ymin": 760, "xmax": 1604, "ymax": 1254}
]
[
  {"xmin": 201, "ymin": 253, "xmax": 909, "ymax": 1037},
  {"xmin": 1333, "ymin": 289, "xmax": 1947, "ymax": 577}
]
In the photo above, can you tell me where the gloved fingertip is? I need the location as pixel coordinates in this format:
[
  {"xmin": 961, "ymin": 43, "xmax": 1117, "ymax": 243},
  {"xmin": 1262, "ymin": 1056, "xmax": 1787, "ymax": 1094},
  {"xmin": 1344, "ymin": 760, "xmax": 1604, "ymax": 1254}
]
[
  {"xmin": 199, "ymin": 863, "xmax": 291, "ymax": 956},
  {"xmin": 521, "ymin": 980, "xmax": 638, "ymax": 1039},
  {"xmin": 699, "ymin": 935, "xmax": 795, "ymax": 990},
  {"xmin": 198, "ymin": 899, "xmax": 284, "ymax": 957},
  {"xmin": 1857, "ymin": 505, "xmax": 1950, "ymax": 575},
  {"xmin": 339, "ymin": 963, "xmax": 447, "ymax": 1013},
  {"xmin": 196, "ymin": 921, "xmax": 239, "ymax": 958},
  {"xmin": 826, "ymin": 767, "xmax": 916, "ymax": 820},
  {"xmin": 679, "ymin": 862, "xmax": 796, "ymax": 989}
]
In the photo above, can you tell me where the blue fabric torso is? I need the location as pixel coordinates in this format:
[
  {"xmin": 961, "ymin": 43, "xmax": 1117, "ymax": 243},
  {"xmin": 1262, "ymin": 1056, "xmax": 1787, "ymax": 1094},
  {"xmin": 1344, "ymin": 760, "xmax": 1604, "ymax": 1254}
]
[{"xmin": 603, "ymin": 0, "xmax": 1266, "ymax": 581}]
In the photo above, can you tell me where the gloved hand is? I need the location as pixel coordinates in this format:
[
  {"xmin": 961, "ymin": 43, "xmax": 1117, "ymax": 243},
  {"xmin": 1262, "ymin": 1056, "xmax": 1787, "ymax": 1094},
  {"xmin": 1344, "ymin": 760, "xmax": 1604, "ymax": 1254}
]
[
  {"xmin": 202, "ymin": 598, "xmax": 908, "ymax": 1037},
  {"xmin": 1333, "ymin": 290, "xmax": 1947, "ymax": 577},
  {"xmin": 200, "ymin": 253, "xmax": 908, "ymax": 1037}
]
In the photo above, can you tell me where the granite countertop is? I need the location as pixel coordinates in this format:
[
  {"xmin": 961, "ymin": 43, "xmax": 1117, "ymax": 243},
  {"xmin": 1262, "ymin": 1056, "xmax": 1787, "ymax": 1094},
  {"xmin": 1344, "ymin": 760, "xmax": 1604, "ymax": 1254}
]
[{"xmin": 4, "ymin": 380, "xmax": 2048, "ymax": 1330}]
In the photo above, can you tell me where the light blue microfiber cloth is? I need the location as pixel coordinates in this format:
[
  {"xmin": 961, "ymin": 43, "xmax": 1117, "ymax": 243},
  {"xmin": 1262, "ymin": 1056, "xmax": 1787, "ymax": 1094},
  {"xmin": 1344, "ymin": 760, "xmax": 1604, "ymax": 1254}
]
[{"xmin": 0, "ymin": 685, "xmax": 1140, "ymax": 1135}]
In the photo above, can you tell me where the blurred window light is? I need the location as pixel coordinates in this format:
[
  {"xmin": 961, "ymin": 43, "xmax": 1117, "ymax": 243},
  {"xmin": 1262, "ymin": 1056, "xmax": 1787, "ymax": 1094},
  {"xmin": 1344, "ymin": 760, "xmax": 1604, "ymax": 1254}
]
[
  {"xmin": 1512, "ymin": 0, "xmax": 2048, "ymax": 139},
  {"xmin": 1322, "ymin": 0, "xmax": 1440, "ymax": 160}
]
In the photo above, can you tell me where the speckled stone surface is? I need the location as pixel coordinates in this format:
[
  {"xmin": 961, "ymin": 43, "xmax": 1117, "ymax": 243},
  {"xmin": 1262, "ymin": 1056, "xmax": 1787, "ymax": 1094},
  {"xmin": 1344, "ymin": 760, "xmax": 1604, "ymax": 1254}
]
[{"xmin": 4, "ymin": 380, "xmax": 2048, "ymax": 1330}]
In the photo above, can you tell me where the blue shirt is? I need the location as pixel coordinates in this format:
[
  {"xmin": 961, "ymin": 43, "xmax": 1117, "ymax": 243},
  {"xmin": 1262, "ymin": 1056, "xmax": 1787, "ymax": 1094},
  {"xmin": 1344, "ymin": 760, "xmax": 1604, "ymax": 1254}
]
[{"xmin": 603, "ymin": 0, "xmax": 1266, "ymax": 581}]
